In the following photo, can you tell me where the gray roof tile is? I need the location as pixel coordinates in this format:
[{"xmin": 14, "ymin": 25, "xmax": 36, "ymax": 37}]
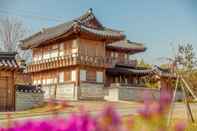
[
  {"xmin": 0, "ymin": 52, "xmax": 19, "ymax": 69},
  {"xmin": 106, "ymin": 40, "xmax": 146, "ymax": 53},
  {"xmin": 20, "ymin": 9, "xmax": 125, "ymax": 50}
]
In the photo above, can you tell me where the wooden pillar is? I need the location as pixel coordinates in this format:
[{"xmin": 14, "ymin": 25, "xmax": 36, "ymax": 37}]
[
  {"xmin": 54, "ymin": 71, "xmax": 58, "ymax": 99},
  {"xmin": 12, "ymin": 71, "xmax": 16, "ymax": 111},
  {"xmin": 103, "ymin": 69, "xmax": 106, "ymax": 87},
  {"xmin": 76, "ymin": 66, "xmax": 80, "ymax": 100},
  {"xmin": 160, "ymin": 77, "xmax": 173, "ymax": 99},
  {"xmin": 76, "ymin": 67, "xmax": 80, "ymax": 87}
]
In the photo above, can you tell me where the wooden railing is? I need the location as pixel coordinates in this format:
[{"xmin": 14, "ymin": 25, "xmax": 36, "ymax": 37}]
[{"xmin": 26, "ymin": 53, "xmax": 137, "ymax": 72}]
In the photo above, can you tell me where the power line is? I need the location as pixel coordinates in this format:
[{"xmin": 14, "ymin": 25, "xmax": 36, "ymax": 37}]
[{"xmin": 0, "ymin": 8, "xmax": 65, "ymax": 22}]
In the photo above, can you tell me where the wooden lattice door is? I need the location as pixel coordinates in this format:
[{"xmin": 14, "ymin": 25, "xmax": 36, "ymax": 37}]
[
  {"xmin": 0, "ymin": 77, "xmax": 15, "ymax": 111},
  {"xmin": 0, "ymin": 77, "xmax": 8, "ymax": 111}
]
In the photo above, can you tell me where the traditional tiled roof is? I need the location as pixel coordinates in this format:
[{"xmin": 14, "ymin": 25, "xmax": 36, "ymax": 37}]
[
  {"xmin": 16, "ymin": 84, "xmax": 43, "ymax": 93},
  {"xmin": 20, "ymin": 9, "xmax": 125, "ymax": 50},
  {"xmin": 106, "ymin": 40, "xmax": 146, "ymax": 54},
  {"xmin": 152, "ymin": 65, "xmax": 176, "ymax": 78},
  {"xmin": 107, "ymin": 66, "xmax": 153, "ymax": 76},
  {"xmin": 0, "ymin": 52, "xmax": 19, "ymax": 70},
  {"xmin": 106, "ymin": 65, "xmax": 176, "ymax": 78}
]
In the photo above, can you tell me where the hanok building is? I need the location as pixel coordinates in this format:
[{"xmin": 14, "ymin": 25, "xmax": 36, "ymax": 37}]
[
  {"xmin": 19, "ymin": 9, "xmax": 152, "ymax": 100},
  {"xmin": 0, "ymin": 52, "xmax": 19, "ymax": 111}
]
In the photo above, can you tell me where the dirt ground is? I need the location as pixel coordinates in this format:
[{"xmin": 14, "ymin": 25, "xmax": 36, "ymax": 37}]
[{"xmin": 0, "ymin": 101, "xmax": 196, "ymax": 120}]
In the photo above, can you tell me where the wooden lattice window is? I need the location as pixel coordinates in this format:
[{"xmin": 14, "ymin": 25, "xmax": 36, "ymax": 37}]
[
  {"xmin": 50, "ymin": 44, "xmax": 58, "ymax": 58},
  {"xmin": 96, "ymin": 71, "xmax": 103, "ymax": 83},
  {"xmin": 59, "ymin": 72, "xmax": 64, "ymax": 83},
  {"xmin": 71, "ymin": 70, "xmax": 76, "ymax": 81},
  {"xmin": 59, "ymin": 43, "xmax": 64, "ymax": 56},
  {"xmin": 80, "ymin": 69, "xmax": 86, "ymax": 81},
  {"xmin": 64, "ymin": 43, "xmax": 71, "ymax": 55},
  {"xmin": 124, "ymin": 53, "xmax": 128, "ymax": 60},
  {"xmin": 64, "ymin": 70, "xmax": 71, "ymax": 81},
  {"xmin": 87, "ymin": 70, "xmax": 96, "ymax": 82}
]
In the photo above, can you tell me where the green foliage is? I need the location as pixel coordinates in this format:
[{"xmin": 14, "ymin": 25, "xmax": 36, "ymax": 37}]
[
  {"xmin": 160, "ymin": 64, "xmax": 169, "ymax": 69},
  {"xmin": 142, "ymin": 76, "xmax": 159, "ymax": 89},
  {"xmin": 137, "ymin": 60, "xmax": 159, "ymax": 88},
  {"xmin": 186, "ymin": 123, "xmax": 197, "ymax": 131},
  {"xmin": 145, "ymin": 80, "xmax": 159, "ymax": 89},
  {"xmin": 181, "ymin": 70, "xmax": 197, "ymax": 95},
  {"xmin": 138, "ymin": 59, "xmax": 151, "ymax": 68},
  {"xmin": 178, "ymin": 44, "xmax": 196, "ymax": 71},
  {"xmin": 175, "ymin": 44, "xmax": 197, "ymax": 95}
]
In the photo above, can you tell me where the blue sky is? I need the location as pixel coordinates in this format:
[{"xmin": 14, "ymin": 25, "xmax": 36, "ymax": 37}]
[{"xmin": 1, "ymin": 0, "xmax": 197, "ymax": 64}]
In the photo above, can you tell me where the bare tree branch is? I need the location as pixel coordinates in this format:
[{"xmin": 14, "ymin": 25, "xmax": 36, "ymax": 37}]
[{"xmin": 0, "ymin": 17, "xmax": 31, "ymax": 61}]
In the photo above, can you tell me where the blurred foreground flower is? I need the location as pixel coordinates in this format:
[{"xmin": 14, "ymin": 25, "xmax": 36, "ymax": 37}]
[
  {"xmin": 174, "ymin": 121, "xmax": 187, "ymax": 131},
  {"xmin": 0, "ymin": 90, "xmax": 191, "ymax": 131},
  {"xmin": 96, "ymin": 105, "xmax": 123, "ymax": 131}
]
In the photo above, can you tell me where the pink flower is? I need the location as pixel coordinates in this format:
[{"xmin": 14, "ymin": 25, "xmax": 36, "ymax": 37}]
[
  {"xmin": 159, "ymin": 89, "xmax": 172, "ymax": 112},
  {"xmin": 174, "ymin": 121, "xmax": 187, "ymax": 131},
  {"xmin": 96, "ymin": 105, "xmax": 123, "ymax": 131}
]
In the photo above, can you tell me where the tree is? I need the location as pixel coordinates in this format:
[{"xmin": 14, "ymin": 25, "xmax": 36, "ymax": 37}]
[
  {"xmin": 178, "ymin": 44, "xmax": 196, "ymax": 71},
  {"xmin": 0, "ymin": 17, "xmax": 30, "ymax": 61},
  {"xmin": 176, "ymin": 44, "xmax": 197, "ymax": 95},
  {"xmin": 160, "ymin": 64, "xmax": 169, "ymax": 69},
  {"xmin": 138, "ymin": 59, "xmax": 151, "ymax": 68}
]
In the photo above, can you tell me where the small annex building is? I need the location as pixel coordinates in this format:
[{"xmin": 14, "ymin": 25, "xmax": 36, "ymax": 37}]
[
  {"xmin": 0, "ymin": 52, "xmax": 20, "ymax": 111},
  {"xmin": 0, "ymin": 52, "xmax": 43, "ymax": 111}
]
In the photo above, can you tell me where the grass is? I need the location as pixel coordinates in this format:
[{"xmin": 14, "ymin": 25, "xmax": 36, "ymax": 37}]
[{"xmin": 122, "ymin": 115, "xmax": 197, "ymax": 131}]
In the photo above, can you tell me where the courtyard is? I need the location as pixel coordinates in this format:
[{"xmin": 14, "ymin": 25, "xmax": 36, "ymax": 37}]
[{"xmin": 0, "ymin": 101, "xmax": 196, "ymax": 122}]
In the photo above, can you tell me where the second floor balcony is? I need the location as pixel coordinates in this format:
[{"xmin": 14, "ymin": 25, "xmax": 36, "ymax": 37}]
[{"xmin": 26, "ymin": 53, "xmax": 137, "ymax": 73}]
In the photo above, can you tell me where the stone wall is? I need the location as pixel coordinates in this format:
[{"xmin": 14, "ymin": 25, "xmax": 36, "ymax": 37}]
[
  {"xmin": 16, "ymin": 91, "xmax": 44, "ymax": 111},
  {"xmin": 42, "ymin": 83, "xmax": 104, "ymax": 100},
  {"xmin": 56, "ymin": 83, "xmax": 77, "ymax": 100},
  {"xmin": 119, "ymin": 87, "xmax": 160, "ymax": 101},
  {"xmin": 80, "ymin": 83, "xmax": 104, "ymax": 100},
  {"xmin": 105, "ymin": 87, "xmax": 183, "ymax": 102},
  {"xmin": 42, "ymin": 83, "xmax": 77, "ymax": 100},
  {"xmin": 42, "ymin": 84, "xmax": 55, "ymax": 99}
]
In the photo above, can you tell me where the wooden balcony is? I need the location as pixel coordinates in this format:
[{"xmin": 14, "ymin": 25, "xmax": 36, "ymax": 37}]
[
  {"xmin": 105, "ymin": 57, "xmax": 137, "ymax": 68},
  {"xmin": 26, "ymin": 53, "xmax": 137, "ymax": 73}
]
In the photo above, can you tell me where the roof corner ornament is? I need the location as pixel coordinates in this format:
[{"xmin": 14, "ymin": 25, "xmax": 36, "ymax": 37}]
[
  {"xmin": 73, "ymin": 21, "xmax": 81, "ymax": 33},
  {"xmin": 41, "ymin": 28, "xmax": 46, "ymax": 33},
  {"xmin": 88, "ymin": 8, "xmax": 93, "ymax": 13}
]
